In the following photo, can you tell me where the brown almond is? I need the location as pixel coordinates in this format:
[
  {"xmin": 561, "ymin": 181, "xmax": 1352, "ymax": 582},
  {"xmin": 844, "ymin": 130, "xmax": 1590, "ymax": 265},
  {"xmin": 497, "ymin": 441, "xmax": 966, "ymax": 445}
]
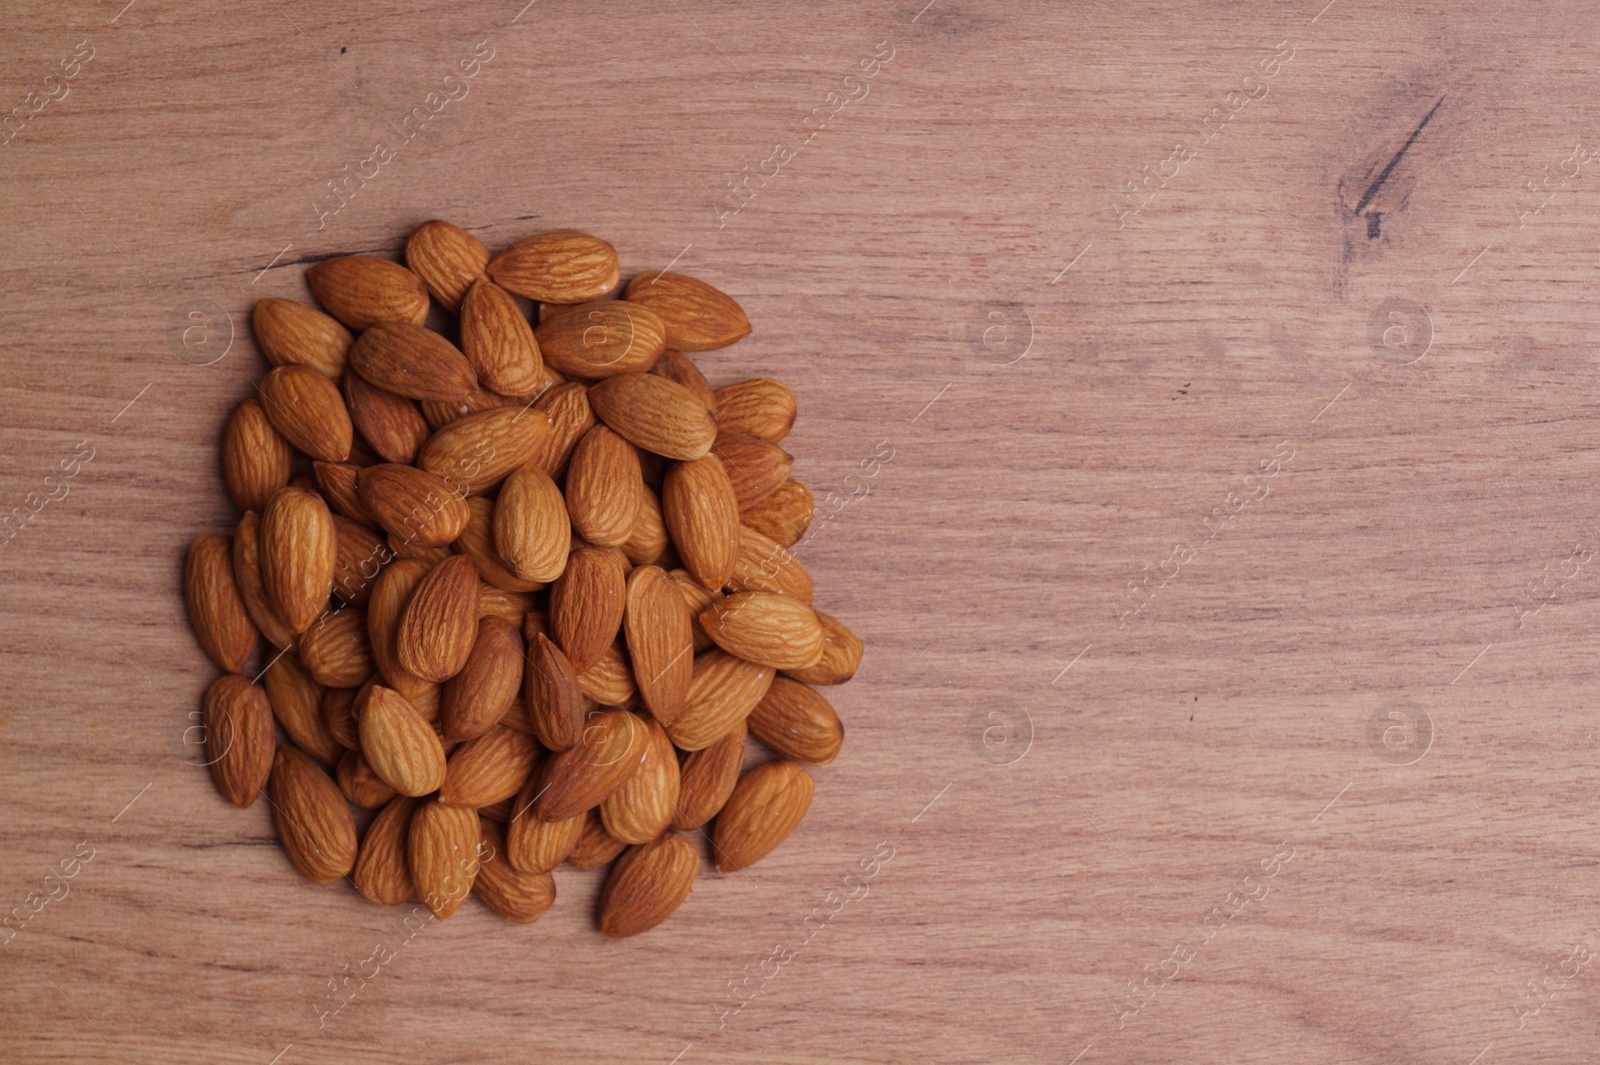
[
  {"xmin": 322, "ymin": 686, "xmax": 360, "ymax": 750},
  {"xmin": 475, "ymin": 818, "xmax": 556, "ymax": 923},
  {"xmin": 479, "ymin": 797, "xmax": 515, "ymax": 823},
  {"xmin": 330, "ymin": 515, "xmax": 392, "ymax": 609},
  {"xmin": 651, "ymin": 350, "xmax": 717, "ymax": 413},
  {"xmin": 203, "ymin": 674, "xmax": 275, "ymax": 808},
  {"xmin": 728, "ymin": 525, "xmax": 813, "ymax": 603},
  {"xmin": 588, "ymin": 373, "xmax": 718, "ymax": 461},
  {"xmin": 664, "ymin": 649, "xmax": 774, "ymax": 751},
  {"xmin": 457, "ymin": 495, "xmax": 541, "ymax": 592},
  {"xmin": 261, "ymin": 651, "xmax": 340, "ymax": 765},
  {"xmin": 598, "ymin": 831, "xmax": 699, "ymax": 938},
  {"xmin": 349, "ymin": 322, "xmax": 477, "ymax": 401},
  {"xmin": 419, "ymin": 385, "xmax": 521, "ymax": 431},
  {"xmin": 358, "ymin": 685, "xmax": 447, "ymax": 796},
  {"xmin": 337, "ymin": 747, "xmax": 399, "ymax": 809},
  {"xmin": 343, "ymin": 371, "xmax": 430, "ymax": 465},
  {"xmin": 307, "ymin": 256, "xmax": 429, "ymax": 330},
  {"xmin": 549, "ymin": 544, "xmax": 627, "ymax": 672},
  {"xmin": 479, "ymin": 584, "xmax": 534, "ymax": 626},
  {"xmin": 785, "ymin": 611, "xmax": 863, "ymax": 686},
  {"xmin": 408, "ymin": 798, "xmax": 481, "ymax": 918},
  {"xmin": 623, "ymin": 271, "xmax": 751, "ymax": 352},
  {"xmin": 222, "ymin": 397, "xmax": 292, "ymax": 513},
  {"xmin": 714, "ymin": 431, "xmax": 793, "ymax": 510},
  {"xmin": 405, "ymin": 220, "xmax": 489, "ymax": 313},
  {"xmin": 231, "ymin": 516, "xmax": 297, "ymax": 653},
  {"xmin": 440, "ymin": 725, "xmax": 539, "ymax": 807},
  {"xmin": 713, "ymin": 760, "xmax": 814, "ymax": 872},
  {"xmin": 662, "ymin": 454, "xmax": 740, "ymax": 590},
  {"xmin": 357, "ymin": 463, "xmax": 470, "ymax": 548},
  {"xmin": 535, "ymin": 300, "xmax": 666, "ymax": 379},
  {"xmin": 668, "ymin": 568, "xmax": 722, "ymax": 653},
  {"xmin": 396, "ymin": 555, "xmax": 479, "ymax": 682},
  {"xmin": 353, "ymin": 794, "xmax": 417, "ymax": 905},
  {"xmin": 563, "ymin": 425, "xmax": 641, "ymax": 547},
  {"xmin": 185, "ymin": 533, "xmax": 258, "ymax": 672},
  {"xmin": 257, "ymin": 364, "xmax": 353, "ymax": 463},
  {"xmin": 600, "ymin": 718, "xmax": 681, "ymax": 845},
  {"xmin": 417, "ymin": 405, "xmax": 552, "ymax": 495},
  {"xmin": 252, "ymin": 298, "xmax": 354, "ymax": 379},
  {"xmin": 441, "ymin": 616, "xmax": 524, "ymax": 742},
  {"xmin": 493, "ymin": 465, "xmax": 570, "ymax": 584},
  {"xmin": 672, "ymin": 722, "xmax": 746, "ymax": 830},
  {"xmin": 487, "ymin": 231, "xmax": 620, "ymax": 304},
  {"xmin": 712, "ymin": 378, "xmax": 795, "ymax": 443},
  {"xmin": 312, "ymin": 461, "xmax": 380, "ymax": 529},
  {"xmin": 298, "ymin": 607, "xmax": 374, "ymax": 688},
  {"xmin": 366, "ymin": 557, "xmax": 433, "ymax": 696},
  {"xmin": 624, "ymin": 565, "xmax": 694, "ymax": 724},
  {"xmin": 622, "ymin": 483, "xmax": 671, "ymax": 567},
  {"xmin": 575, "ymin": 638, "xmax": 636, "ymax": 706},
  {"xmin": 535, "ymin": 708, "xmax": 648, "ymax": 821},
  {"xmin": 700, "ymin": 592, "xmax": 825, "ymax": 671},
  {"xmin": 526, "ymin": 381, "xmax": 593, "ymax": 480},
  {"xmin": 259, "ymin": 486, "xmax": 337, "ymax": 634},
  {"xmin": 748, "ymin": 677, "xmax": 842, "ymax": 766},
  {"xmin": 567, "ymin": 809, "xmax": 627, "ymax": 869},
  {"xmin": 506, "ymin": 780, "xmax": 585, "ymax": 874},
  {"xmin": 389, "ymin": 538, "xmax": 452, "ymax": 567},
  {"xmin": 524, "ymin": 631, "xmax": 589, "ymax": 751},
  {"xmin": 268, "ymin": 744, "xmax": 359, "ymax": 884},
  {"xmin": 741, "ymin": 479, "xmax": 815, "ymax": 548},
  {"xmin": 461, "ymin": 278, "xmax": 544, "ymax": 395}
]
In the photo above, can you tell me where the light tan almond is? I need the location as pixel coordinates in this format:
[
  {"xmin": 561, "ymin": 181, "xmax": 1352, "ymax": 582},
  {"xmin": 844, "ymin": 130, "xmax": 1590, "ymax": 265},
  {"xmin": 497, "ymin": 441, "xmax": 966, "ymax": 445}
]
[
  {"xmin": 662, "ymin": 454, "xmax": 740, "ymax": 590},
  {"xmin": 367, "ymin": 557, "xmax": 433, "ymax": 696},
  {"xmin": 259, "ymin": 486, "xmax": 337, "ymax": 634},
  {"xmin": 700, "ymin": 592, "xmax": 825, "ymax": 671},
  {"xmin": 624, "ymin": 565, "xmax": 693, "ymax": 724},
  {"xmin": 185, "ymin": 533, "xmax": 257, "ymax": 672},
  {"xmin": 330, "ymin": 515, "xmax": 392, "ymax": 609},
  {"xmin": 456, "ymin": 495, "xmax": 540, "ymax": 593},
  {"xmin": 493, "ymin": 465, "xmax": 570, "ymax": 584},
  {"xmin": 535, "ymin": 708, "xmax": 647, "ymax": 822},
  {"xmin": 567, "ymin": 808, "xmax": 628, "ymax": 869},
  {"xmin": 741, "ymin": 479, "xmax": 815, "ymax": 548},
  {"xmin": 441, "ymin": 616, "xmax": 524, "ymax": 742},
  {"xmin": 322, "ymin": 686, "xmax": 360, "ymax": 750},
  {"xmin": 349, "ymin": 322, "xmax": 476, "ymax": 401},
  {"xmin": 222, "ymin": 397, "xmax": 292, "ymax": 512},
  {"xmin": 549, "ymin": 544, "xmax": 628, "ymax": 672},
  {"xmin": 672, "ymin": 722, "xmax": 746, "ymax": 830},
  {"xmin": 261, "ymin": 651, "xmax": 340, "ymax": 764},
  {"xmin": 564, "ymin": 425, "xmax": 641, "ymax": 547},
  {"xmin": 298, "ymin": 607, "xmax": 374, "ymax": 688},
  {"xmin": 621, "ymin": 483, "xmax": 671, "ymax": 567},
  {"xmin": 461, "ymin": 278, "xmax": 544, "ymax": 395},
  {"xmin": 587, "ymin": 372, "xmax": 718, "ymax": 462},
  {"xmin": 728, "ymin": 525, "xmax": 813, "ymax": 603},
  {"xmin": 357, "ymin": 463, "xmax": 470, "ymax": 548},
  {"xmin": 664, "ymin": 649, "xmax": 774, "ymax": 751},
  {"xmin": 268, "ymin": 744, "xmax": 359, "ymax": 884},
  {"xmin": 623, "ymin": 271, "xmax": 751, "ymax": 352},
  {"xmin": 784, "ymin": 611, "xmax": 863, "ymax": 686},
  {"xmin": 713, "ymin": 760, "xmax": 813, "ymax": 872},
  {"xmin": 358, "ymin": 684, "xmax": 447, "ymax": 796},
  {"xmin": 523, "ymin": 631, "xmax": 589, "ymax": 751},
  {"xmin": 405, "ymin": 220, "xmax": 489, "ymax": 313},
  {"xmin": 712, "ymin": 378, "xmax": 795, "ymax": 443},
  {"xmin": 487, "ymin": 231, "xmax": 620, "ymax": 304},
  {"xmin": 337, "ymin": 747, "xmax": 398, "ymax": 809},
  {"xmin": 651, "ymin": 350, "xmax": 717, "ymax": 413},
  {"xmin": 535, "ymin": 300, "xmax": 666, "ymax": 379},
  {"xmin": 525, "ymin": 381, "xmax": 594, "ymax": 479},
  {"xmin": 343, "ymin": 371, "xmax": 430, "ymax": 465},
  {"xmin": 252, "ymin": 298, "xmax": 354, "ymax": 379},
  {"xmin": 257, "ymin": 364, "xmax": 353, "ymax": 463},
  {"xmin": 203, "ymin": 674, "xmax": 275, "ymax": 808},
  {"xmin": 714, "ymin": 431, "xmax": 793, "ymax": 510},
  {"xmin": 575, "ymin": 638, "xmax": 636, "ymax": 705},
  {"xmin": 440, "ymin": 725, "xmax": 539, "ymax": 807},
  {"xmin": 475, "ymin": 818, "xmax": 556, "ymax": 924},
  {"xmin": 312, "ymin": 461, "xmax": 380, "ymax": 529},
  {"xmin": 353, "ymin": 794, "xmax": 417, "ymax": 906},
  {"xmin": 507, "ymin": 794, "xmax": 585, "ymax": 875},
  {"xmin": 307, "ymin": 256, "xmax": 429, "ymax": 330},
  {"xmin": 598, "ymin": 831, "xmax": 699, "ymax": 938},
  {"xmin": 396, "ymin": 554, "xmax": 479, "ymax": 682},
  {"xmin": 408, "ymin": 798, "xmax": 482, "ymax": 918},
  {"xmin": 418, "ymin": 405, "xmax": 552, "ymax": 495},
  {"xmin": 601, "ymin": 718, "xmax": 680, "ymax": 845},
  {"xmin": 748, "ymin": 677, "xmax": 842, "ymax": 766}
]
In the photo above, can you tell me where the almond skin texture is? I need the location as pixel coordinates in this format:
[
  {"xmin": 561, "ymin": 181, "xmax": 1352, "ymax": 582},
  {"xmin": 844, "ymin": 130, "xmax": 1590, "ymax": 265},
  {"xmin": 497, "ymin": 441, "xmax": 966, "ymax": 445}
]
[
  {"xmin": 598, "ymin": 831, "xmax": 699, "ymax": 938},
  {"xmin": 396, "ymin": 555, "xmax": 479, "ymax": 682},
  {"xmin": 268, "ymin": 745, "xmax": 359, "ymax": 884},
  {"xmin": 785, "ymin": 611, "xmax": 864, "ymax": 686},
  {"xmin": 507, "ymin": 777, "xmax": 585, "ymax": 873},
  {"xmin": 203, "ymin": 674, "xmax": 275, "ymax": 808},
  {"xmin": 186, "ymin": 533, "xmax": 258, "ymax": 672},
  {"xmin": 673, "ymin": 722, "xmax": 746, "ymax": 830},
  {"xmin": 494, "ymin": 465, "xmax": 570, "ymax": 584},
  {"xmin": 713, "ymin": 760, "xmax": 814, "ymax": 873},
  {"xmin": 307, "ymin": 256, "xmax": 430, "ymax": 330},
  {"xmin": 357, "ymin": 463, "xmax": 471, "ymax": 548},
  {"xmin": 366, "ymin": 557, "xmax": 433, "ymax": 696},
  {"xmin": 728, "ymin": 525, "xmax": 814, "ymax": 603},
  {"xmin": 252, "ymin": 298, "xmax": 354, "ymax": 379},
  {"xmin": 601, "ymin": 718, "xmax": 681, "ymax": 845},
  {"xmin": 461, "ymin": 279, "xmax": 544, "ymax": 396},
  {"xmin": 441, "ymin": 616, "xmax": 524, "ymax": 743},
  {"xmin": 535, "ymin": 709, "xmax": 648, "ymax": 822},
  {"xmin": 331, "ymin": 516, "xmax": 392, "ymax": 608},
  {"xmin": 524, "ymin": 631, "xmax": 589, "ymax": 752},
  {"xmin": 667, "ymin": 568, "xmax": 721, "ymax": 653},
  {"xmin": 651, "ymin": 349, "xmax": 717, "ymax": 413},
  {"xmin": 475, "ymin": 818, "xmax": 556, "ymax": 924},
  {"xmin": 622, "ymin": 484, "xmax": 671, "ymax": 567},
  {"xmin": 712, "ymin": 378, "xmax": 795, "ymax": 443},
  {"xmin": 417, "ymin": 405, "xmax": 552, "ymax": 495},
  {"xmin": 441, "ymin": 725, "xmax": 539, "ymax": 807},
  {"xmin": 535, "ymin": 301, "xmax": 666, "ymax": 379},
  {"xmin": 258, "ymin": 364, "xmax": 353, "ymax": 462},
  {"xmin": 487, "ymin": 231, "xmax": 621, "ymax": 304},
  {"xmin": 663, "ymin": 455, "xmax": 741, "ymax": 591},
  {"xmin": 313, "ymin": 462, "xmax": 380, "ymax": 529},
  {"xmin": 549, "ymin": 545, "xmax": 628, "ymax": 672},
  {"xmin": 575, "ymin": 638, "xmax": 637, "ymax": 706},
  {"xmin": 527, "ymin": 381, "xmax": 594, "ymax": 480},
  {"xmin": 353, "ymin": 794, "xmax": 418, "ymax": 906},
  {"xmin": 344, "ymin": 371, "xmax": 430, "ymax": 465},
  {"xmin": 564, "ymin": 425, "xmax": 641, "ymax": 547},
  {"xmin": 261, "ymin": 652, "xmax": 341, "ymax": 765},
  {"xmin": 259, "ymin": 487, "xmax": 337, "ymax": 635},
  {"xmin": 748, "ymin": 677, "xmax": 843, "ymax": 766},
  {"xmin": 567, "ymin": 809, "xmax": 627, "ymax": 870},
  {"xmin": 405, "ymin": 220, "xmax": 489, "ymax": 313},
  {"xmin": 588, "ymin": 373, "xmax": 718, "ymax": 461},
  {"xmin": 322, "ymin": 686, "xmax": 360, "ymax": 750},
  {"xmin": 624, "ymin": 565, "xmax": 694, "ymax": 724},
  {"xmin": 408, "ymin": 799, "xmax": 482, "ymax": 919},
  {"xmin": 714, "ymin": 431, "xmax": 794, "ymax": 510},
  {"xmin": 623, "ymin": 271, "xmax": 751, "ymax": 352},
  {"xmin": 741, "ymin": 479, "xmax": 815, "ymax": 548},
  {"xmin": 298, "ymin": 607, "xmax": 374, "ymax": 688},
  {"xmin": 358, "ymin": 685, "xmax": 447, "ymax": 797},
  {"xmin": 350, "ymin": 322, "xmax": 477, "ymax": 401},
  {"xmin": 337, "ymin": 748, "xmax": 398, "ymax": 809},
  {"xmin": 458, "ymin": 495, "xmax": 542, "ymax": 593},
  {"xmin": 222, "ymin": 397, "xmax": 292, "ymax": 512},
  {"xmin": 420, "ymin": 385, "xmax": 521, "ymax": 430},
  {"xmin": 664, "ymin": 649, "xmax": 774, "ymax": 751},
  {"xmin": 700, "ymin": 592, "xmax": 825, "ymax": 671}
]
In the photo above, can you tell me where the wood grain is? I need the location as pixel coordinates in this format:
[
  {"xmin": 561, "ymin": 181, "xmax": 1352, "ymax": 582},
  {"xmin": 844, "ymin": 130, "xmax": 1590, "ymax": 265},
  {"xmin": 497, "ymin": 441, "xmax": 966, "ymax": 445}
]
[{"xmin": 4, "ymin": 1, "xmax": 1600, "ymax": 1062}]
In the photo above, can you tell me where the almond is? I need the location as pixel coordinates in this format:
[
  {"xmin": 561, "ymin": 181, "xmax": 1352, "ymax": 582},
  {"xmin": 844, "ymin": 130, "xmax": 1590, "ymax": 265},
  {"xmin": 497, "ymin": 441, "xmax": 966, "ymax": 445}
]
[
  {"xmin": 322, "ymin": 686, "xmax": 360, "ymax": 750},
  {"xmin": 662, "ymin": 454, "xmax": 740, "ymax": 590},
  {"xmin": 396, "ymin": 555, "xmax": 479, "ymax": 682},
  {"xmin": 203, "ymin": 674, "xmax": 275, "ymax": 808},
  {"xmin": 712, "ymin": 760, "xmax": 814, "ymax": 872},
  {"xmin": 741, "ymin": 479, "xmax": 814, "ymax": 548},
  {"xmin": 349, "ymin": 322, "xmax": 477, "ymax": 401},
  {"xmin": 408, "ymin": 798, "xmax": 481, "ymax": 918},
  {"xmin": 389, "ymin": 538, "xmax": 453, "ymax": 567},
  {"xmin": 728, "ymin": 525, "xmax": 813, "ymax": 602},
  {"xmin": 651, "ymin": 350, "xmax": 717, "ymax": 413},
  {"xmin": 487, "ymin": 231, "xmax": 620, "ymax": 304},
  {"xmin": 526, "ymin": 381, "xmax": 594, "ymax": 479},
  {"xmin": 479, "ymin": 584, "xmax": 535, "ymax": 626},
  {"xmin": 313, "ymin": 461, "xmax": 380, "ymax": 529},
  {"xmin": 672, "ymin": 722, "xmax": 746, "ymax": 830},
  {"xmin": 353, "ymin": 794, "xmax": 417, "ymax": 905},
  {"xmin": 575, "ymin": 638, "xmax": 637, "ymax": 705},
  {"xmin": 261, "ymin": 651, "xmax": 341, "ymax": 764},
  {"xmin": 252, "ymin": 298, "xmax": 354, "ymax": 379},
  {"xmin": 268, "ymin": 744, "xmax": 359, "ymax": 884},
  {"xmin": 564, "ymin": 425, "xmax": 641, "ymax": 547},
  {"xmin": 622, "ymin": 483, "xmax": 671, "ymax": 567},
  {"xmin": 623, "ymin": 271, "xmax": 751, "ymax": 352},
  {"xmin": 298, "ymin": 607, "xmax": 374, "ymax": 688},
  {"xmin": 712, "ymin": 378, "xmax": 795, "ymax": 443},
  {"xmin": 405, "ymin": 220, "xmax": 489, "ymax": 313},
  {"xmin": 784, "ymin": 611, "xmax": 863, "ymax": 686},
  {"xmin": 330, "ymin": 515, "xmax": 392, "ymax": 608},
  {"xmin": 357, "ymin": 463, "xmax": 470, "ymax": 548},
  {"xmin": 222, "ymin": 397, "xmax": 292, "ymax": 512},
  {"xmin": 307, "ymin": 256, "xmax": 429, "ymax": 330},
  {"xmin": 493, "ymin": 465, "xmax": 570, "ymax": 584},
  {"xmin": 358, "ymin": 684, "xmax": 447, "ymax": 796},
  {"xmin": 441, "ymin": 725, "xmax": 539, "ymax": 806},
  {"xmin": 598, "ymin": 831, "xmax": 699, "ymax": 938},
  {"xmin": 748, "ymin": 677, "xmax": 843, "ymax": 766},
  {"xmin": 601, "ymin": 718, "xmax": 680, "ymax": 844},
  {"xmin": 588, "ymin": 373, "xmax": 718, "ymax": 461},
  {"xmin": 441, "ymin": 616, "xmax": 524, "ymax": 742},
  {"xmin": 366, "ymin": 557, "xmax": 433, "ymax": 696},
  {"xmin": 549, "ymin": 544, "xmax": 628, "ymax": 672},
  {"xmin": 337, "ymin": 747, "xmax": 398, "ymax": 809},
  {"xmin": 185, "ymin": 533, "xmax": 258, "ymax": 672},
  {"xmin": 417, "ymin": 405, "xmax": 552, "ymax": 495},
  {"xmin": 524, "ymin": 631, "xmax": 590, "ymax": 752},
  {"xmin": 664, "ymin": 649, "xmax": 774, "ymax": 751},
  {"xmin": 475, "ymin": 818, "xmax": 556, "ymax": 924},
  {"xmin": 535, "ymin": 301, "xmax": 666, "ymax": 379},
  {"xmin": 506, "ymin": 780, "xmax": 585, "ymax": 874},
  {"xmin": 713, "ymin": 431, "xmax": 793, "ymax": 510},
  {"xmin": 259, "ymin": 486, "xmax": 337, "ymax": 634},
  {"xmin": 624, "ymin": 565, "xmax": 694, "ymax": 724},
  {"xmin": 668, "ymin": 568, "xmax": 722, "ymax": 653},
  {"xmin": 535, "ymin": 708, "xmax": 648, "ymax": 821},
  {"xmin": 700, "ymin": 592, "xmax": 824, "ymax": 671},
  {"xmin": 344, "ymin": 370, "xmax": 430, "ymax": 465},
  {"xmin": 479, "ymin": 797, "xmax": 515, "ymax": 823},
  {"xmin": 457, "ymin": 495, "xmax": 541, "ymax": 592},
  {"xmin": 461, "ymin": 279, "xmax": 544, "ymax": 396},
  {"xmin": 258, "ymin": 364, "xmax": 353, "ymax": 462},
  {"xmin": 419, "ymin": 385, "xmax": 522, "ymax": 430},
  {"xmin": 567, "ymin": 808, "xmax": 628, "ymax": 869}
]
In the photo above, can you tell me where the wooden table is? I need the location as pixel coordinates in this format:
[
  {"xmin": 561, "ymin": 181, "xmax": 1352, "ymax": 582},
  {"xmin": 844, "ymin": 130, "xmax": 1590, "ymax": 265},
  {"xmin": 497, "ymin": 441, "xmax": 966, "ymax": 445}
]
[{"xmin": 5, "ymin": 2, "xmax": 1598, "ymax": 1062}]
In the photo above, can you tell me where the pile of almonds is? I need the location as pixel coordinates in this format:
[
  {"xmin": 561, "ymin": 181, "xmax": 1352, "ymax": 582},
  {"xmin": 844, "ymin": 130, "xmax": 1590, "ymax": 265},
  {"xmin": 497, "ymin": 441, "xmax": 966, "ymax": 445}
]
[{"xmin": 184, "ymin": 223, "xmax": 861, "ymax": 936}]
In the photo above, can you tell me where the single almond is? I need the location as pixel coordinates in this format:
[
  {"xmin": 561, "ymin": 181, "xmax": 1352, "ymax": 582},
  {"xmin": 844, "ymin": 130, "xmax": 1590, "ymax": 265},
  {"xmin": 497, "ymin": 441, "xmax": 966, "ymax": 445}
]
[
  {"xmin": 389, "ymin": 538, "xmax": 452, "ymax": 567},
  {"xmin": 667, "ymin": 568, "xmax": 722, "ymax": 653},
  {"xmin": 549, "ymin": 544, "xmax": 628, "ymax": 672},
  {"xmin": 624, "ymin": 565, "xmax": 694, "ymax": 724},
  {"xmin": 322, "ymin": 686, "xmax": 360, "ymax": 750},
  {"xmin": 419, "ymin": 385, "xmax": 522, "ymax": 430},
  {"xmin": 487, "ymin": 231, "xmax": 621, "ymax": 304},
  {"xmin": 507, "ymin": 779, "xmax": 585, "ymax": 874},
  {"xmin": 475, "ymin": 818, "xmax": 556, "ymax": 924},
  {"xmin": 623, "ymin": 271, "xmax": 751, "ymax": 352},
  {"xmin": 663, "ymin": 649, "xmax": 774, "ymax": 751},
  {"xmin": 441, "ymin": 725, "xmax": 539, "ymax": 806},
  {"xmin": 408, "ymin": 798, "xmax": 482, "ymax": 918},
  {"xmin": 261, "ymin": 651, "xmax": 341, "ymax": 764},
  {"xmin": 712, "ymin": 378, "xmax": 795, "ymax": 443},
  {"xmin": 567, "ymin": 808, "xmax": 627, "ymax": 869},
  {"xmin": 493, "ymin": 465, "xmax": 571, "ymax": 584},
  {"xmin": 741, "ymin": 479, "xmax": 814, "ymax": 548},
  {"xmin": 330, "ymin": 515, "xmax": 392, "ymax": 609},
  {"xmin": 313, "ymin": 461, "xmax": 380, "ymax": 529},
  {"xmin": 222, "ymin": 397, "xmax": 292, "ymax": 512},
  {"xmin": 461, "ymin": 278, "xmax": 544, "ymax": 396},
  {"xmin": 748, "ymin": 677, "xmax": 843, "ymax": 766},
  {"xmin": 700, "ymin": 592, "xmax": 825, "ymax": 671},
  {"xmin": 298, "ymin": 607, "xmax": 374, "ymax": 688},
  {"xmin": 479, "ymin": 797, "xmax": 515, "ymax": 823},
  {"xmin": 575, "ymin": 638, "xmax": 637, "ymax": 706},
  {"xmin": 258, "ymin": 364, "xmax": 353, "ymax": 462},
  {"xmin": 441, "ymin": 616, "xmax": 524, "ymax": 742},
  {"xmin": 713, "ymin": 431, "xmax": 793, "ymax": 510},
  {"xmin": 651, "ymin": 350, "xmax": 717, "ymax": 413},
  {"xmin": 622, "ymin": 483, "xmax": 671, "ymax": 567},
  {"xmin": 307, "ymin": 256, "xmax": 430, "ymax": 330},
  {"xmin": 662, "ymin": 454, "xmax": 741, "ymax": 590},
  {"xmin": 526, "ymin": 381, "xmax": 594, "ymax": 480},
  {"xmin": 186, "ymin": 533, "xmax": 258, "ymax": 672},
  {"xmin": 396, "ymin": 555, "xmax": 479, "ymax": 682},
  {"xmin": 417, "ymin": 405, "xmax": 552, "ymax": 495},
  {"xmin": 588, "ymin": 373, "xmax": 718, "ymax": 461},
  {"xmin": 203, "ymin": 674, "xmax": 275, "ymax": 808},
  {"xmin": 252, "ymin": 298, "xmax": 354, "ymax": 379},
  {"xmin": 357, "ymin": 463, "xmax": 470, "ymax": 548},
  {"xmin": 524, "ymin": 630, "xmax": 589, "ymax": 752},
  {"xmin": 535, "ymin": 708, "xmax": 648, "ymax": 822},
  {"xmin": 268, "ymin": 744, "xmax": 359, "ymax": 884},
  {"xmin": 259, "ymin": 486, "xmax": 337, "ymax": 634},
  {"xmin": 598, "ymin": 831, "xmax": 699, "ymax": 938},
  {"xmin": 353, "ymin": 794, "xmax": 418, "ymax": 906},
  {"xmin": 366, "ymin": 557, "xmax": 434, "ymax": 696},
  {"xmin": 457, "ymin": 495, "xmax": 542, "ymax": 592},
  {"xmin": 358, "ymin": 684, "xmax": 447, "ymax": 796},
  {"xmin": 535, "ymin": 300, "xmax": 666, "ymax": 379},
  {"xmin": 405, "ymin": 220, "xmax": 489, "ymax": 313},
  {"xmin": 784, "ymin": 611, "xmax": 863, "ymax": 686},
  {"xmin": 672, "ymin": 722, "xmax": 746, "ymax": 830},
  {"xmin": 479, "ymin": 583, "xmax": 535, "ymax": 626},
  {"xmin": 728, "ymin": 525, "xmax": 813, "ymax": 603},
  {"xmin": 712, "ymin": 760, "xmax": 814, "ymax": 872},
  {"xmin": 337, "ymin": 747, "xmax": 398, "ymax": 809},
  {"xmin": 343, "ymin": 370, "xmax": 431, "ymax": 465},
  {"xmin": 564, "ymin": 425, "xmax": 642, "ymax": 547},
  {"xmin": 601, "ymin": 718, "xmax": 681, "ymax": 844},
  {"xmin": 349, "ymin": 322, "xmax": 477, "ymax": 401}
]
